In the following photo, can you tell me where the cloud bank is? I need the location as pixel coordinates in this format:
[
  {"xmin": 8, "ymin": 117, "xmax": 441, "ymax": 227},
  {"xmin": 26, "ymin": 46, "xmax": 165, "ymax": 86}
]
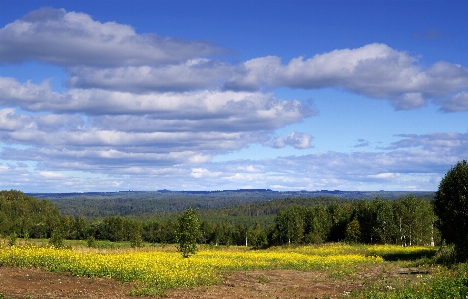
[{"xmin": 0, "ymin": 7, "xmax": 467, "ymax": 192}]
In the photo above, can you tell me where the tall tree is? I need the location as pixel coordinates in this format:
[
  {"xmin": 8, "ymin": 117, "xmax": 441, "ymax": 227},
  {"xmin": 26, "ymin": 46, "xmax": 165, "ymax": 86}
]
[
  {"xmin": 372, "ymin": 198, "xmax": 397, "ymax": 244},
  {"xmin": 434, "ymin": 160, "xmax": 468, "ymax": 261},
  {"xmin": 304, "ymin": 204, "xmax": 330, "ymax": 244}
]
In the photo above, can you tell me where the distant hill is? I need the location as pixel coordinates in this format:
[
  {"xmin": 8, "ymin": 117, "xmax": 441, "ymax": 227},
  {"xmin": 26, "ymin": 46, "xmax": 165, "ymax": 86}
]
[{"xmin": 28, "ymin": 190, "xmax": 435, "ymax": 218}]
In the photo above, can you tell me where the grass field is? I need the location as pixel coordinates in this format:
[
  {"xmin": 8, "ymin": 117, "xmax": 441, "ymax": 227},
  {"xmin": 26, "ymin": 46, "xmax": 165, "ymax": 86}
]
[{"xmin": 0, "ymin": 240, "xmax": 467, "ymax": 298}]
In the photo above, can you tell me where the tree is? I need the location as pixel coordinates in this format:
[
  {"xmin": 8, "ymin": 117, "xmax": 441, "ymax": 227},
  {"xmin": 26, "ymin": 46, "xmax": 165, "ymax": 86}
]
[
  {"xmin": 434, "ymin": 160, "xmax": 468, "ymax": 261},
  {"xmin": 327, "ymin": 203, "xmax": 350, "ymax": 242},
  {"xmin": 0, "ymin": 190, "xmax": 62, "ymax": 238},
  {"xmin": 49, "ymin": 227, "xmax": 64, "ymax": 248},
  {"xmin": 175, "ymin": 208, "xmax": 201, "ymax": 258},
  {"xmin": 275, "ymin": 205, "xmax": 305, "ymax": 245},
  {"xmin": 345, "ymin": 219, "xmax": 361, "ymax": 243},
  {"xmin": 371, "ymin": 198, "xmax": 397, "ymax": 244},
  {"xmin": 304, "ymin": 205, "xmax": 329, "ymax": 244},
  {"xmin": 247, "ymin": 223, "xmax": 267, "ymax": 248}
]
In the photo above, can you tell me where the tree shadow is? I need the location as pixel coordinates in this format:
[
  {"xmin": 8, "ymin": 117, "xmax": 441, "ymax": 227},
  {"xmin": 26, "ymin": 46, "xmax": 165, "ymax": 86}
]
[{"xmin": 380, "ymin": 250, "xmax": 437, "ymax": 261}]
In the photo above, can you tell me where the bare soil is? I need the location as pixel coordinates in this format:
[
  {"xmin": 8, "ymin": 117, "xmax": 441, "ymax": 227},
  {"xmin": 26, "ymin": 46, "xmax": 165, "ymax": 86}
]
[
  {"xmin": 167, "ymin": 269, "xmax": 364, "ymax": 299},
  {"xmin": 0, "ymin": 265, "xmax": 422, "ymax": 299},
  {"xmin": 0, "ymin": 267, "xmax": 136, "ymax": 299}
]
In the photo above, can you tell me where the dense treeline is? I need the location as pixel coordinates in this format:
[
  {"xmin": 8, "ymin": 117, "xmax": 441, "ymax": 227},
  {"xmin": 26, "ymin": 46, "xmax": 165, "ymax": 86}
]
[
  {"xmin": 273, "ymin": 196, "xmax": 437, "ymax": 246},
  {"xmin": 1, "ymin": 190, "xmax": 438, "ymax": 247}
]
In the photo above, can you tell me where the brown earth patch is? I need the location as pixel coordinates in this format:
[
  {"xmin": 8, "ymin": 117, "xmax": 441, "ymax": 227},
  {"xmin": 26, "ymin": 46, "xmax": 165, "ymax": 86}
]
[
  {"xmin": 167, "ymin": 269, "xmax": 364, "ymax": 299},
  {"xmin": 0, "ymin": 266, "xmax": 136, "ymax": 299},
  {"xmin": 0, "ymin": 265, "xmax": 428, "ymax": 299}
]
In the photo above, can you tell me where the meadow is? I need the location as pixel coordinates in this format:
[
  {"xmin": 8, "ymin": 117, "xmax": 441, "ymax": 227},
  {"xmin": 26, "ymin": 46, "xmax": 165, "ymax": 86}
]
[{"xmin": 0, "ymin": 240, "xmax": 467, "ymax": 298}]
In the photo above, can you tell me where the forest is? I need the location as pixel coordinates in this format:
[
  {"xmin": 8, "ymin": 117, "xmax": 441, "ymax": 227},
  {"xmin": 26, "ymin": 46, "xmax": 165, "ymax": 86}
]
[
  {"xmin": 28, "ymin": 190, "xmax": 434, "ymax": 217},
  {"xmin": 0, "ymin": 189, "xmax": 438, "ymax": 248}
]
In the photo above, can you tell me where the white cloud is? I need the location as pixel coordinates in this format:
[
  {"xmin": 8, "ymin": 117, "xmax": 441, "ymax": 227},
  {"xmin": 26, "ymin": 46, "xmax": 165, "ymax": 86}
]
[
  {"xmin": 237, "ymin": 165, "xmax": 261, "ymax": 173},
  {"xmin": 438, "ymin": 91, "xmax": 468, "ymax": 112},
  {"xmin": 191, "ymin": 168, "xmax": 222, "ymax": 179},
  {"xmin": 391, "ymin": 93, "xmax": 426, "ymax": 110},
  {"xmin": 265, "ymin": 132, "xmax": 313, "ymax": 149},
  {"xmin": 226, "ymin": 44, "xmax": 468, "ymax": 110},
  {"xmin": 386, "ymin": 132, "xmax": 468, "ymax": 155},
  {"xmin": 39, "ymin": 171, "xmax": 67, "ymax": 178},
  {"xmin": 0, "ymin": 7, "xmax": 223, "ymax": 67},
  {"xmin": 1, "ymin": 7, "xmax": 467, "ymax": 192},
  {"xmin": 0, "ymin": 77, "xmax": 314, "ymax": 121},
  {"xmin": 368, "ymin": 173, "xmax": 400, "ymax": 180},
  {"xmin": 67, "ymin": 59, "xmax": 236, "ymax": 92},
  {"xmin": 0, "ymin": 77, "xmax": 315, "ymax": 166},
  {"xmin": 1, "ymin": 131, "xmax": 463, "ymax": 191},
  {"xmin": 0, "ymin": 83, "xmax": 314, "ymax": 168}
]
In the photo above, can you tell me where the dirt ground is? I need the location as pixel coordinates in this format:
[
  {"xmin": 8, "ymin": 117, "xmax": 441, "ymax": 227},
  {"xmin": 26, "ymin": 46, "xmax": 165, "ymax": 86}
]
[
  {"xmin": 167, "ymin": 269, "xmax": 364, "ymax": 299},
  {"xmin": 0, "ymin": 265, "xmax": 418, "ymax": 299}
]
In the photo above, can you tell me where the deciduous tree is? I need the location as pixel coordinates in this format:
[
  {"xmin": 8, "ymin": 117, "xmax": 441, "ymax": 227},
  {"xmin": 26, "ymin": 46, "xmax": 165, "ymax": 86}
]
[
  {"xmin": 434, "ymin": 160, "xmax": 468, "ymax": 261},
  {"xmin": 175, "ymin": 208, "xmax": 201, "ymax": 258}
]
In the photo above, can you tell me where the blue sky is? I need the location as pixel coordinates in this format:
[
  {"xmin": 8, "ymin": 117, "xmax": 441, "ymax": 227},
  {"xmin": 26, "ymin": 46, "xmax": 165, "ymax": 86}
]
[{"xmin": 0, "ymin": 0, "xmax": 467, "ymax": 192}]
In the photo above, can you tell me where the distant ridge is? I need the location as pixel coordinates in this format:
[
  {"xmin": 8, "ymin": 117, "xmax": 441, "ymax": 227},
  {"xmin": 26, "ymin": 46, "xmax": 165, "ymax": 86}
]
[
  {"xmin": 28, "ymin": 189, "xmax": 434, "ymax": 198},
  {"xmin": 26, "ymin": 190, "xmax": 435, "ymax": 218}
]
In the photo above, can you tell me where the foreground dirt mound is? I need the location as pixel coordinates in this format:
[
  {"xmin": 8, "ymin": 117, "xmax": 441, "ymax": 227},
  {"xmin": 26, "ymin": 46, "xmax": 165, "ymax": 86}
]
[{"xmin": 1, "ymin": 267, "xmax": 366, "ymax": 299}]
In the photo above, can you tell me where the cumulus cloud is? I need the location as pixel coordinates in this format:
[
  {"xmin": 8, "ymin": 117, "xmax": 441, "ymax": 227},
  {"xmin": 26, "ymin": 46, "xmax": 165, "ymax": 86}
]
[
  {"xmin": 225, "ymin": 44, "xmax": 468, "ymax": 110},
  {"xmin": 0, "ymin": 7, "xmax": 224, "ymax": 67},
  {"xmin": 385, "ymin": 132, "xmax": 468, "ymax": 155},
  {"xmin": 67, "ymin": 59, "xmax": 237, "ymax": 92},
  {"xmin": 438, "ymin": 91, "xmax": 468, "ymax": 112},
  {"xmin": 2, "ymin": 8, "xmax": 467, "ymax": 111},
  {"xmin": 0, "ymin": 79, "xmax": 315, "ymax": 168},
  {"xmin": 0, "ymin": 77, "xmax": 314, "ymax": 120},
  {"xmin": 265, "ymin": 132, "xmax": 313, "ymax": 149}
]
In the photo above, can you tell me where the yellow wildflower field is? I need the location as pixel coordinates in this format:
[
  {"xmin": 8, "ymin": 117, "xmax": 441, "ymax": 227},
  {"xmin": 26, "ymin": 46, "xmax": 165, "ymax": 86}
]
[{"xmin": 0, "ymin": 243, "xmax": 434, "ymax": 292}]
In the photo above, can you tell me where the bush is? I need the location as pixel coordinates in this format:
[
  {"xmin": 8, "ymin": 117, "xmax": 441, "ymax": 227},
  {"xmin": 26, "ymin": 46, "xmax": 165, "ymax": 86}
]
[
  {"xmin": 48, "ymin": 228, "xmax": 64, "ymax": 248},
  {"xmin": 434, "ymin": 242, "xmax": 457, "ymax": 265},
  {"xmin": 130, "ymin": 232, "xmax": 143, "ymax": 248},
  {"xmin": 7, "ymin": 232, "xmax": 17, "ymax": 247},
  {"xmin": 87, "ymin": 235, "xmax": 97, "ymax": 248}
]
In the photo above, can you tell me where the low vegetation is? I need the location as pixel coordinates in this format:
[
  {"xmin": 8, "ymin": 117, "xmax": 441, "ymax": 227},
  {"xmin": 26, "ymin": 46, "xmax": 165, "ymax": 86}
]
[{"xmin": 0, "ymin": 241, "xmax": 466, "ymax": 298}]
